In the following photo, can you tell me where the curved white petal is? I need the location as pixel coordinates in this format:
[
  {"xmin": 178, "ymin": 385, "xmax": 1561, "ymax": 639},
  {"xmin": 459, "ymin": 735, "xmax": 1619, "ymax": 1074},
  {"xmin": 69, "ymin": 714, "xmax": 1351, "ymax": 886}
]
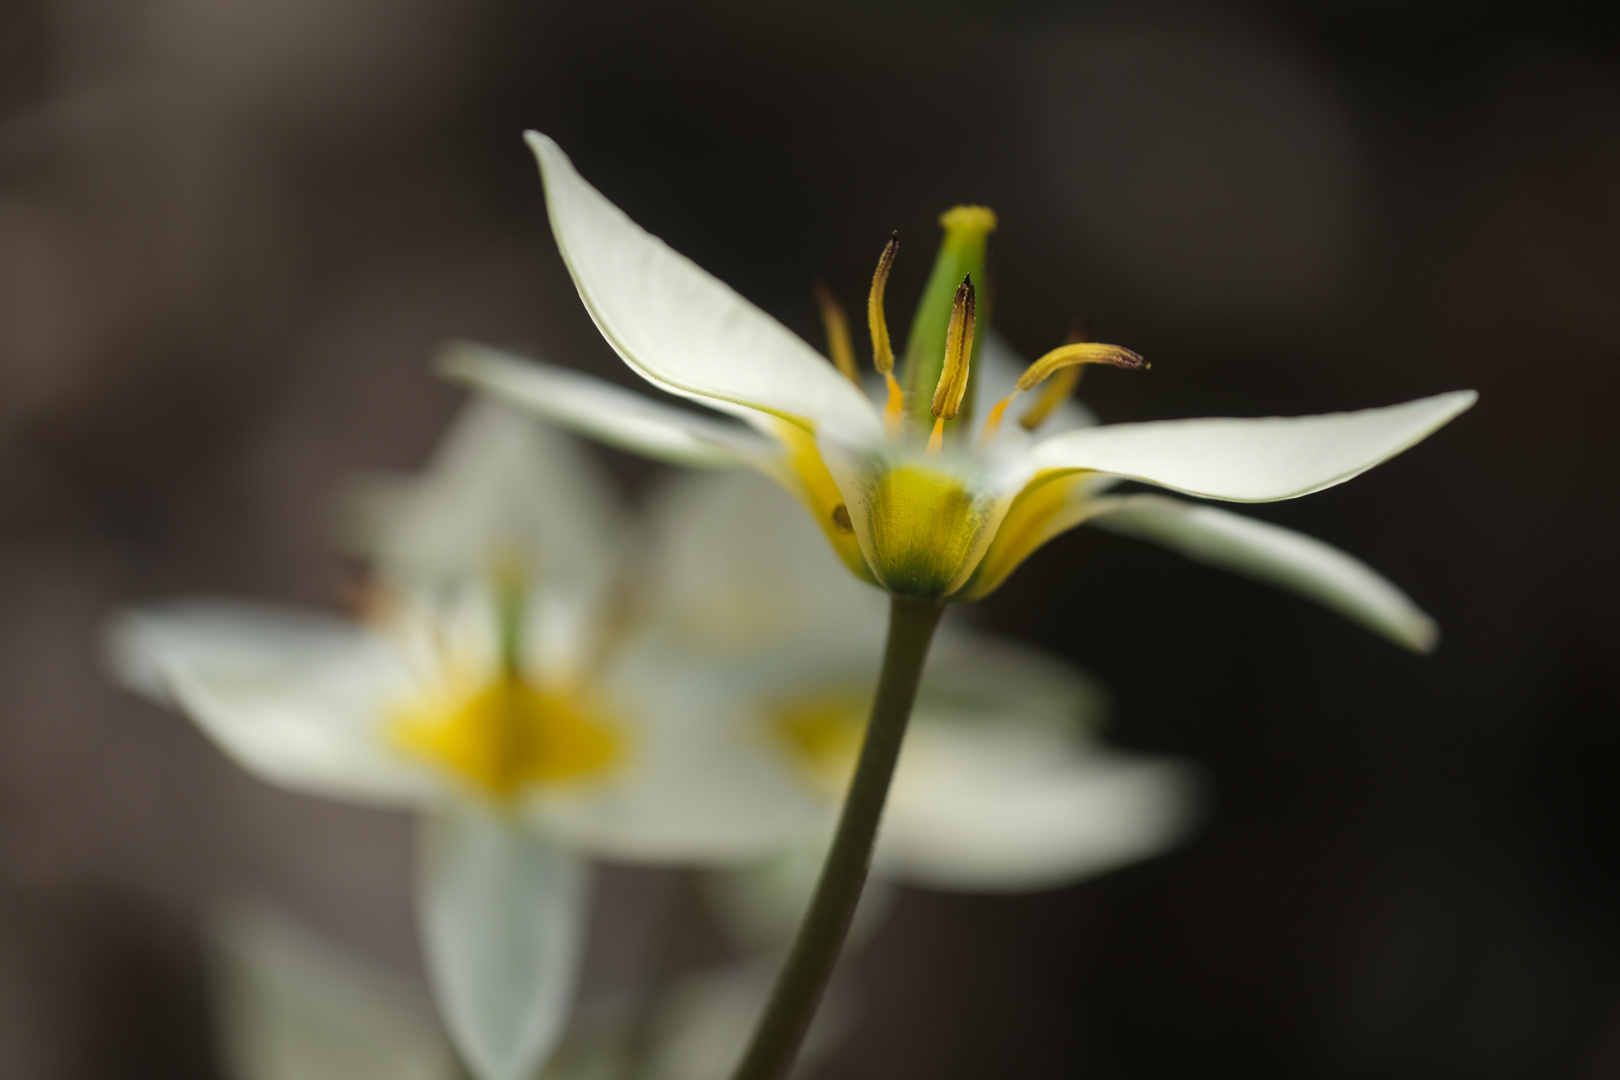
[
  {"xmin": 526, "ymin": 132, "xmax": 881, "ymax": 439},
  {"xmin": 635, "ymin": 469, "xmax": 887, "ymax": 656},
  {"xmin": 880, "ymin": 727, "xmax": 1200, "ymax": 893},
  {"xmin": 106, "ymin": 602, "xmax": 436, "ymax": 806},
  {"xmin": 212, "ymin": 905, "xmax": 455, "ymax": 1080},
  {"xmin": 440, "ymin": 342, "xmax": 769, "ymax": 469},
  {"xmin": 344, "ymin": 395, "xmax": 625, "ymax": 595},
  {"xmin": 1028, "ymin": 390, "xmax": 1477, "ymax": 502},
  {"xmin": 1088, "ymin": 494, "xmax": 1439, "ymax": 651},
  {"xmin": 418, "ymin": 806, "xmax": 590, "ymax": 1080}
]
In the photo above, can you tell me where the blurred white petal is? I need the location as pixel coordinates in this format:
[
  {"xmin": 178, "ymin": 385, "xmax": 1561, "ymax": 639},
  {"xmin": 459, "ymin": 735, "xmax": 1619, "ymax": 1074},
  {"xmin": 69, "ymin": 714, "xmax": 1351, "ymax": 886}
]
[
  {"xmin": 641, "ymin": 959, "xmax": 850, "ymax": 1080},
  {"xmin": 526, "ymin": 132, "xmax": 881, "ymax": 439},
  {"xmin": 106, "ymin": 602, "xmax": 436, "ymax": 806},
  {"xmin": 536, "ymin": 661, "xmax": 824, "ymax": 864},
  {"xmin": 636, "ymin": 469, "xmax": 887, "ymax": 656},
  {"xmin": 881, "ymin": 723, "xmax": 1200, "ymax": 892},
  {"xmin": 212, "ymin": 904, "xmax": 454, "ymax": 1080},
  {"xmin": 345, "ymin": 395, "xmax": 625, "ymax": 594},
  {"xmin": 441, "ymin": 343, "xmax": 770, "ymax": 469},
  {"xmin": 1029, "ymin": 391, "xmax": 1476, "ymax": 502},
  {"xmin": 419, "ymin": 806, "xmax": 591, "ymax": 1080},
  {"xmin": 1088, "ymin": 493, "xmax": 1438, "ymax": 651}
]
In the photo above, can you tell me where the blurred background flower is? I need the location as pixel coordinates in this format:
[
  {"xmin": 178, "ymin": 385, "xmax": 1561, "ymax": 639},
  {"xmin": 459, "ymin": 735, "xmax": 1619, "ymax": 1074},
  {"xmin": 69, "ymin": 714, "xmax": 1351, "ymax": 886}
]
[{"xmin": 2, "ymin": 1, "xmax": 1617, "ymax": 1077}]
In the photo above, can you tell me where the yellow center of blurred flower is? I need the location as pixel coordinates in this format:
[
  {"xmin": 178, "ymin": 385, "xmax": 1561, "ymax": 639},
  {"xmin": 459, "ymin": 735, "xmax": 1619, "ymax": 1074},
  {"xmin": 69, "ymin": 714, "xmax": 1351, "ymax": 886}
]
[
  {"xmin": 392, "ymin": 674, "xmax": 622, "ymax": 800},
  {"xmin": 773, "ymin": 689, "xmax": 870, "ymax": 797}
]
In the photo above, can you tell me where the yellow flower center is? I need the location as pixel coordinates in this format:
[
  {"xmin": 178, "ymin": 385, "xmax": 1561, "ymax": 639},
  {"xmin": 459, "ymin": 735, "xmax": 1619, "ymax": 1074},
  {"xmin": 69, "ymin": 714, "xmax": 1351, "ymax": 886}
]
[
  {"xmin": 772, "ymin": 688, "xmax": 870, "ymax": 797},
  {"xmin": 392, "ymin": 673, "xmax": 622, "ymax": 800}
]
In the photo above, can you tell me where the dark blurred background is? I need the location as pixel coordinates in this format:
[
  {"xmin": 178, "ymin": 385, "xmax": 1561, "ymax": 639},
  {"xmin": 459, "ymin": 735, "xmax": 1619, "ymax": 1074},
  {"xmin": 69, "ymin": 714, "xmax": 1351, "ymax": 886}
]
[{"xmin": 3, "ymin": 1, "xmax": 1618, "ymax": 1076}]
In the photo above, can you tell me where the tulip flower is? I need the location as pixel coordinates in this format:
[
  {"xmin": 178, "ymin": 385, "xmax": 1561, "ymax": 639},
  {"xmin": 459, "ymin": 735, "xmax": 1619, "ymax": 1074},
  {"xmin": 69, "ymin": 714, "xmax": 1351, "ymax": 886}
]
[{"xmin": 443, "ymin": 132, "xmax": 1475, "ymax": 1080}]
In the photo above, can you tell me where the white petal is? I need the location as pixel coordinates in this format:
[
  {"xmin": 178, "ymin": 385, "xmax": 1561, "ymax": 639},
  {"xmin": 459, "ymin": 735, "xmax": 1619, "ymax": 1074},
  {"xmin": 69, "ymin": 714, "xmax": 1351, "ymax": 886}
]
[
  {"xmin": 345, "ymin": 395, "xmax": 625, "ymax": 593},
  {"xmin": 1088, "ymin": 494, "xmax": 1439, "ymax": 651},
  {"xmin": 212, "ymin": 904, "xmax": 454, "ymax": 1080},
  {"xmin": 105, "ymin": 602, "xmax": 436, "ymax": 806},
  {"xmin": 881, "ymin": 726, "xmax": 1200, "ymax": 893},
  {"xmin": 526, "ymin": 132, "xmax": 881, "ymax": 439},
  {"xmin": 1029, "ymin": 390, "xmax": 1477, "ymax": 502},
  {"xmin": 418, "ymin": 805, "xmax": 590, "ymax": 1080},
  {"xmin": 440, "ymin": 342, "xmax": 770, "ymax": 469},
  {"xmin": 635, "ymin": 469, "xmax": 887, "ymax": 656}
]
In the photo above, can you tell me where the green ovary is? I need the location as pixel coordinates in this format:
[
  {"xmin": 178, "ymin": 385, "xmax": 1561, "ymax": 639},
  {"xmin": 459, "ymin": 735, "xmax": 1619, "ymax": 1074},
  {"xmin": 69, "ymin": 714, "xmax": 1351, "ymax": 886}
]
[{"xmin": 860, "ymin": 464, "xmax": 994, "ymax": 599}]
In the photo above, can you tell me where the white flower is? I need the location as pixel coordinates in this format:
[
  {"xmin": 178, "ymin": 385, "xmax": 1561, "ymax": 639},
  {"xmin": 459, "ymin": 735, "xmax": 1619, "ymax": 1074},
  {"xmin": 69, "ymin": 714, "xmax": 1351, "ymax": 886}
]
[
  {"xmin": 107, "ymin": 402, "xmax": 823, "ymax": 1080},
  {"xmin": 446, "ymin": 132, "xmax": 1476, "ymax": 649},
  {"xmin": 108, "ymin": 402, "xmax": 1193, "ymax": 1080}
]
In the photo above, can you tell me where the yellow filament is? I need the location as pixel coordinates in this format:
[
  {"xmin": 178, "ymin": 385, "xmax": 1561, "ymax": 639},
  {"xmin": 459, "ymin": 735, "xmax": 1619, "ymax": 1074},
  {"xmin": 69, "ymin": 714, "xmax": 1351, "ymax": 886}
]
[
  {"xmin": 929, "ymin": 276, "xmax": 976, "ymax": 421},
  {"xmin": 882, "ymin": 371, "xmax": 905, "ymax": 436},
  {"xmin": 867, "ymin": 232, "xmax": 898, "ymax": 375},
  {"xmin": 813, "ymin": 283, "xmax": 860, "ymax": 385},
  {"xmin": 927, "ymin": 416, "xmax": 946, "ymax": 454}
]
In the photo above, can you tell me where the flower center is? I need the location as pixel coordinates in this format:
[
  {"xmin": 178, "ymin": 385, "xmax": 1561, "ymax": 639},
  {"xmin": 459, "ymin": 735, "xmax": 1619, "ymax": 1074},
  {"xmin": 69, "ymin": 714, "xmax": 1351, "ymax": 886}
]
[
  {"xmin": 388, "ymin": 563, "xmax": 621, "ymax": 800},
  {"xmin": 772, "ymin": 688, "xmax": 870, "ymax": 797},
  {"xmin": 392, "ymin": 673, "xmax": 621, "ymax": 800}
]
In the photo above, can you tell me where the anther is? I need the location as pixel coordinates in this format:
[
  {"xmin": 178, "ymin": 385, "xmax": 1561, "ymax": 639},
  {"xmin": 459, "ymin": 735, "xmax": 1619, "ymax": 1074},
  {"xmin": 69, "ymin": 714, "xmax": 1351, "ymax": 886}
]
[
  {"xmin": 868, "ymin": 232, "xmax": 904, "ymax": 432},
  {"xmin": 930, "ymin": 275, "xmax": 976, "ymax": 422},
  {"xmin": 980, "ymin": 338, "xmax": 1146, "ymax": 444},
  {"xmin": 814, "ymin": 282, "xmax": 861, "ymax": 385},
  {"xmin": 1019, "ymin": 319, "xmax": 1093, "ymax": 432}
]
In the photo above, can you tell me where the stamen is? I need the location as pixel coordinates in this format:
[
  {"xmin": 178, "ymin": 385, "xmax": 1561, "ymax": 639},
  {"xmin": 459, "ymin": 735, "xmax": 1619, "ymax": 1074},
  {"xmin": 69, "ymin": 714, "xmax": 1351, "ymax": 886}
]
[
  {"xmin": 979, "ymin": 341, "xmax": 1146, "ymax": 444},
  {"xmin": 929, "ymin": 275, "xmax": 976, "ymax": 429},
  {"xmin": 868, "ymin": 232, "xmax": 898, "ymax": 374},
  {"xmin": 868, "ymin": 232, "xmax": 905, "ymax": 433},
  {"xmin": 813, "ymin": 282, "xmax": 861, "ymax": 385}
]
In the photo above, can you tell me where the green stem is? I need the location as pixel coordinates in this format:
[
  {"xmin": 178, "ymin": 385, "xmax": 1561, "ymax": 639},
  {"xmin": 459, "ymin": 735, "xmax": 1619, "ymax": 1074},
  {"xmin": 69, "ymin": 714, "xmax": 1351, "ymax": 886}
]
[{"xmin": 729, "ymin": 595, "xmax": 945, "ymax": 1080}]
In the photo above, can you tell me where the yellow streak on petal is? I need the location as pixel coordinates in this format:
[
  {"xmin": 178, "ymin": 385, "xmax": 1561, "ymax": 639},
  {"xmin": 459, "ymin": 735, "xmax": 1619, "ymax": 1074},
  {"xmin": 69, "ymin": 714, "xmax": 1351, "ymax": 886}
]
[
  {"xmin": 392, "ymin": 674, "xmax": 622, "ymax": 800},
  {"xmin": 772, "ymin": 688, "xmax": 869, "ymax": 798},
  {"xmin": 771, "ymin": 420, "xmax": 878, "ymax": 585},
  {"xmin": 957, "ymin": 469, "xmax": 1093, "ymax": 601}
]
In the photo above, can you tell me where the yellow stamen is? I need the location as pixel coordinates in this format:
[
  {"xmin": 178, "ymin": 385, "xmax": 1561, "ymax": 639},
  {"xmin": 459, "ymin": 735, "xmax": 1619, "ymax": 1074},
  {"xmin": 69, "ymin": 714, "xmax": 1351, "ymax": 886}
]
[
  {"xmin": 979, "ymin": 342, "xmax": 1146, "ymax": 443},
  {"xmin": 867, "ymin": 232, "xmax": 898, "ymax": 374},
  {"xmin": 1018, "ymin": 365, "xmax": 1082, "ymax": 431},
  {"xmin": 868, "ymin": 233, "xmax": 905, "ymax": 435},
  {"xmin": 929, "ymin": 275, "xmax": 976, "ymax": 427},
  {"xmin": 1015, "ymin": 342, "xmax": 1146, "ymax": 391},
  {"xmin": 813, "ymin": 282, "xmax": 860, "ymax": 385}
]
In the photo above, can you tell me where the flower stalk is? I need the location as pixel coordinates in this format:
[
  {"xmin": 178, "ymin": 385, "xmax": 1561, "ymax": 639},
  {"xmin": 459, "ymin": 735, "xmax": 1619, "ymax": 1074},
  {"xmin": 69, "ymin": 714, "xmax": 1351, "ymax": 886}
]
[{"xmin": 729, "ymin": 595, "xmax": 946, "ymax": 1080}]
